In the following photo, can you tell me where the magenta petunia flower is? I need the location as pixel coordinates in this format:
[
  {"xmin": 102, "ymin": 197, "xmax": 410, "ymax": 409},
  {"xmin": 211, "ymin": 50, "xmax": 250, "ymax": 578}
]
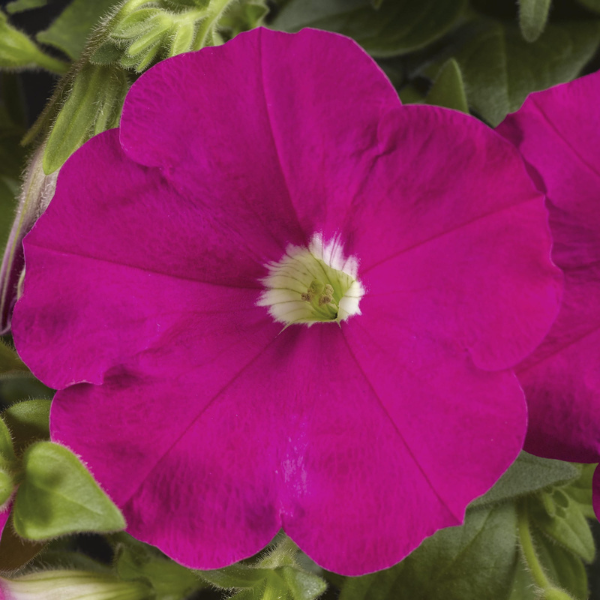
[
  {"xmin": 12, "ymin": 28, "xmax": 562, "ymax": 575},
  {"xmin": 497, "ymin": 71, "xmax": 600, "ymax": 466}
]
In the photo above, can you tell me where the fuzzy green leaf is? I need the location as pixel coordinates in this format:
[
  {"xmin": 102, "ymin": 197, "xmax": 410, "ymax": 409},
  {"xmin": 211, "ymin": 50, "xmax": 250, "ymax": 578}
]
[
  {"xmin": 44, "ymin": 63, "xmax": 129, "ymax": 173},
  {"xmin": 280, "ymin": 566, "xmax": 328, "ymax": 600},
  {"xmin": 6, "ymin": 0, "xmax": 48, "ymax": 14},
  {"xmin": 447, "ymin": 18, "xmax": 600, "ymax": 125},
  {"xmin": 117, "ymin": 540, "xmax": 201, "ymax": 599},
  {"xmin": 519, "ymin": 0, "xmax": 552, "ymax": 42},
  {"xmin": 529, "ymin": 490, "xmax": 595, "ymax": 563},
  {"xmin": 271, "ymin": 0, "xmax": 468, "ymax": 57},
  {"xmin": 0, "ymin": 417, "xmax": 15, "ymax": 466},
  {"xmin": 2, "ymin": 399, "xmax": 50, "ymax": 456},
  {"xmin": 471, "ymin": 452, "xmax": 580, "ymax": 508},
  {"xmin": 200, "ymin": 564, "xmax": 273, "ymax": 589},
  {"xmin": 37, "ymin": 0, "xmax": 121, "ymax": 60},
  {"xmin": 0, "ymin": 12, "xmax": 68, "ymax": 73},
  {"xmin": 425, "ymin": 58, "xmax": 468, "ymax": 112},
  {"xmin": 13, "ymin": 441, "xmax": 125, "ymax": 540}
]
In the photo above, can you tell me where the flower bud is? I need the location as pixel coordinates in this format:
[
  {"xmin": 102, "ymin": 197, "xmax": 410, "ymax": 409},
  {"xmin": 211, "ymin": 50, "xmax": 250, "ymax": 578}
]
[
  {"xmin": 0, "ymin": 145, "xmax": 57, "ymax": 334},
  {"xmin": 0, "ymin": 569, "xmax": 152, "ymax": 599}
]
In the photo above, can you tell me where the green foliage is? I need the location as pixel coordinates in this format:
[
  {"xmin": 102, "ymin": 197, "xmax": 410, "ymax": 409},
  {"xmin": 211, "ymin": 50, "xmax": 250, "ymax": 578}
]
[
  {"xmin": 430, "ymin": 18, "xmax": 600, "ymax": 125},
  {"xmin": 43, "ymin": 63, "xmax": 130, "ymax": 174},
  {"xmin": 13, "ymin": 441, "xmax": 126, "ymax": 540},
  {"xmin": 91, "ymin": 0, "xmax": 267, "ymax": 73},
  {"xmin": 471, "ymin": 452, "xmax": 580, "ymax": 507},
  {"xmin": 219, "ymin": 0, "xmax": 269, "ymax": 38},
  {"xmin": 30, "ymin": 0, "xmax": 269, "ymax": 173},
  {"xmin": 0, "ymin": 11, "xmax": 69, "ymax": 73},
  {"xmin": 272, "ymin": 0, "xmax": 468, "ymax": 57},
  {"xmin": 37, "ymin": 0, "xmax": 122, "ymax": 61},
  {"xmin": 425, "ymin": 58, "xmax": 468, "ymax": 113},
  {"xmin": 200, "ymin": 537, "xmax": 328, "ymax": 600},
  {"xmin": 2, "ymin": 399, "xmax": 51, "ymax": 455},
  {"xmin": 341, "ymin": 503, "xmax": 519, "ymax": 600},
  {"xmin": 5, "ymin": 0, "xmax": 48, "ymax": 14},
  {"xmin": 116, "ymin": 536, "xmax": 202, "ymax": 600},
  {"xmin": 339, "ymin": 455, "xmax": 596, "ymax": 600},
  {"xmin": 519, "ymin": 0, "xmax": 552, "ymax": 42}
]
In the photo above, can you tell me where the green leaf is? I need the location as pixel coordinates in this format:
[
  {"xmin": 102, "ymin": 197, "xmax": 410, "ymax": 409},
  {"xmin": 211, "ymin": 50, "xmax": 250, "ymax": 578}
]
[
  {"xmin": 37, "ymin": 0, "xmax": 121, "ymax": 60},
  {"xmin": 341, "ymin": 504, "xmax": 519, "ymax": 600},
  {"xmin": 280, "ymin": 566, "xmax": 328, "ymax": 600},
  {"xmin": 565, "ymin": 464, "xmax": 595, "ymax": 519},
  {"xmin": 6, "ymin": 0, "xmax": 48, "ymax": 14},
  {"xmin": 44, "ymin": 63, "xmax": 129, "ymax": 173},
  {"xmin": 0, "ymin": 418, "xmax": 15, "ymax": 505},
  {"xmin": 271, "ymin": 0, "xmax": 468, "ymax": 57},
  {"xmin": 529, "ymin": 490, "xmax": 595, "ymax": 563},
  {"xmin": 534, "ymin": 535, "xmax": 588, "ymax": 600},
  {"xmin": 116, "ymin": 540, "xmax": 201, "ymax": 599},
  {"xmin": 2, "ymin": 399, "xmax": 51, "ymax": 456},
  {"xmin": 13, "ymin": 441, "xmax": 126, "ymax": 540},
  {"xmin": 200, "ymin": 564, "xmax": 273, "ymax": 589},
  {"xmin": 0, "ymin": 417, "xmax": 15, "ymax": 466},
  {"xmin": 471, "ymin": 452, "xmax": 580, "ymax": 508},
  {"xmin": 219, "ymin": 0, "xmax": 270, "ymax": 39},
  {"xmin": 446, "ymin": 18, "xmax": 600, "ymax": 125},
  {"xmin": 519, "ymin": 0, "xmax": 552, "ymax": 42},
  {"xmin": 425, "ymin": 58, "xmax": 468, "ymax": 113},
  {"xmin": 0, "ymin": 12, "xmax": 68, "ymax": 74}
]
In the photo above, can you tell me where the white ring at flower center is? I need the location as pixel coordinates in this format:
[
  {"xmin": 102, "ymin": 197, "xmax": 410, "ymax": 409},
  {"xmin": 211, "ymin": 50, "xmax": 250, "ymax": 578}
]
[{"xmin": 257, "ymin": 233, "xmax": 365, "ymax": 326}]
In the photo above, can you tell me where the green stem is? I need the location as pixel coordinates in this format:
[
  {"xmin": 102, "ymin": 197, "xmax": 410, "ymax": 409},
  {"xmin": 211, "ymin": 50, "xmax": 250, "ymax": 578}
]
[{"xmin": 517, "ymin": 500, "xmax": 552, "ymax": 591}]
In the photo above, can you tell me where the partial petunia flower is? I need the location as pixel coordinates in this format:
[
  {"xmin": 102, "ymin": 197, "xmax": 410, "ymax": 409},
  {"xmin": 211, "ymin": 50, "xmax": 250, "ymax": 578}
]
[
  {"xmin": 12, "ymin": 28, "xmax": 562, "ymax": 575},
  {"xmin": 0, "ymin": 569, "xmax": 152, "ymax": 600},
  {"xmin": 497, "ymin": 71, "xmax": 600, "ymax": 465}
]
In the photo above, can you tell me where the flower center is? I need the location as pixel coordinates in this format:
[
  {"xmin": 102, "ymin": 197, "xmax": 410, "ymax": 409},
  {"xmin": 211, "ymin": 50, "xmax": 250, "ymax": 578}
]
[{"xmin": 258, "ymin": 234, "xmax": 364, "ymax": 326}]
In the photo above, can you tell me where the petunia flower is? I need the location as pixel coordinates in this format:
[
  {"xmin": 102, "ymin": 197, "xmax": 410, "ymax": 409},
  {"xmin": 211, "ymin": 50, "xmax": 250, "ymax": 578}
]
[
  {"xmin": 12, "ymin": 28, "xmax": 562, "ymax": 575},
  {"xmin": 497, "ymin": 72, "xmax": 600, "ymax": 456},
  {"xmin": 497, "ymin": 69, "xmax": 600, "ymax": 518}
]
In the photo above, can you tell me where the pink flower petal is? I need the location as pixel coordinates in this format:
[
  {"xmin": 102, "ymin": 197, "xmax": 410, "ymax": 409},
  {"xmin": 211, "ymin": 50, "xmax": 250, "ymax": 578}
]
[
  {"xmin": 120, "ymin": 28, "xmax": 399, "ymax": 245},
  {"xmin": 13, "ymin": 129, "xmax": 281, "ymax": 389},
  {"xmin": 352, "ymin": 105, "xmax": 562, "ymax": 371},
  {"xmin": 52, "ymin": 322, "xmax": 525, "ymax": 576},
  {"xmin": 13, "ymin": 29, "xmax": 563, "ymax": 574},
  {"xmin": 498, "ymin": 70, "xmax": 600, "ymax": 461}
]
